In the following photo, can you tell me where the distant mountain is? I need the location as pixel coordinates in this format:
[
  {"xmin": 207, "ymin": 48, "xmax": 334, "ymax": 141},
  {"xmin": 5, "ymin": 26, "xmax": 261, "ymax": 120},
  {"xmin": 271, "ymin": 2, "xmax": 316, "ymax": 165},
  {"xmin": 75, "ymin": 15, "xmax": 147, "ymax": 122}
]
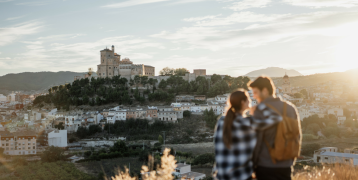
[
  {"xmin": 245, "ymin": 67, "xmax": 302, "ymax": 77},
  {"xmin": 0, "ymin": 71, "xmax": 85, "ymax": 92}
]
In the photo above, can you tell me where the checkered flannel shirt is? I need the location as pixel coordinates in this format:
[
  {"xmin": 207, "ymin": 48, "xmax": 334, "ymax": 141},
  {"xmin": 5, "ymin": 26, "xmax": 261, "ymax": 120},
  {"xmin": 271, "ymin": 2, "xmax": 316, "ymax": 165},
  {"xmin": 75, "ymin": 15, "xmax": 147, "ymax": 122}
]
[{"xmin": 213, "ymin": 103, "xmax": 283, "ymax": 180}]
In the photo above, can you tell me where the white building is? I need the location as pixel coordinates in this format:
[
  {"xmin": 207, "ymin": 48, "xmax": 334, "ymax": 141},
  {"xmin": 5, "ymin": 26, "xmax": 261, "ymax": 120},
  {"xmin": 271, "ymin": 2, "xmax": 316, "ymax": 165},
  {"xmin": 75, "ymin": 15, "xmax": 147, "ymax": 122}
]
[
  {"xmin": 314, "ymin": 147, "xmax": 358, "ymax": 165},
  {"xmin": 337, "ymin": 116, "xmax": 347, "ymax": 125},
  {"xmin": 190, "ymin": 106, "xmax": 201, "ymax": 113},
  {"xmin": 107, "ymin": 115, "xmax": 115, "ymax": 124},
  {"xmin": 115, "ymin": 110, "xmax": 126, "ymax": 121},
  {"xmin": 0, "ymin": 94, "xmax": 6, "ymax": 102},
  {"xmin": 215, "ymin": 95, "xmax": 229, "ymax": 103},
  {"xmin": 7, "ymin": 92, "xmax": 16, "ymax": 102},
  {"xmin": 48, "ymin": 130, "xmax": 67, "ymax": 147},
  {"xmin": 173, "ymin": 163, "xmax": 206, "ymax": 180},
  {"xmin": 328, "ymin": 108, "xmax": 344, "ymax": 117},
  {"xmin": 298, "ymin": 107, "xmax": 311, "ymax": 121}
]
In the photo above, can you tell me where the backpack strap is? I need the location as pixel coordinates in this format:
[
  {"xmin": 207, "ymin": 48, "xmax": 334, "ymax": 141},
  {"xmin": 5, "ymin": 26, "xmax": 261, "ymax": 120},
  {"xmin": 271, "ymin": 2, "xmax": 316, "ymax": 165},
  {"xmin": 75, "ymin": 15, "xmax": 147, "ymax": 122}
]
[{"xmin": 264, "ymin": 103, "xmax": 281, "ymax": 116}]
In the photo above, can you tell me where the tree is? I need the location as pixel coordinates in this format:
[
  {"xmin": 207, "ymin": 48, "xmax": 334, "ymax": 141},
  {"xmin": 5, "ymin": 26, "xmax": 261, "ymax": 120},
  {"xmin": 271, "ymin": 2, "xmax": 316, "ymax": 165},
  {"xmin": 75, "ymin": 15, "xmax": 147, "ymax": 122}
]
[
  {"xmin": 110, "ymin": 140, "xmax": 128, "ymax": 153},
  {"xmin": 210, "ymin": 74, "xmax": 222, "ymax": 85},
  {"xmin": 345, "ymin": 117, "xmax": 354, "ymax": 127},
  {"xmin": 158, "ymin": 80, "xmax": 167, "ymax": 90},
  {"xmin": 159, "ymin": 67, "xmax": 175, "ymax": 76},
  {"xmin": 54, "ymin": 122, "xmax": 65, "ymax": 130},
  {"xmin": 0, "ymin": 147, "xmax": 4, "ymax": 156},
  {"xmin": 294, "ymin": 93, "xmax": 304, "ymax": 98},
  {"xmin": 183, "ymin": 110, "xmax": 191, "ymax": 118},
  {"xmin": 158, "ymin": 135, "xmax": 164, "ymax": 144},
  {"xmin": 300, "ymin": 89, "xmax": 308, "ymax": 98},
  {"xmin": 174, "ymin": 68, "xmax": 189, "ymax": 76},
  {"xmin": 343, "ymin": 108, "xmax": 351, "ymax": 117},
  {"xmin": 41, "ymin": 146, "xmax": 65, "ymax": 162}
]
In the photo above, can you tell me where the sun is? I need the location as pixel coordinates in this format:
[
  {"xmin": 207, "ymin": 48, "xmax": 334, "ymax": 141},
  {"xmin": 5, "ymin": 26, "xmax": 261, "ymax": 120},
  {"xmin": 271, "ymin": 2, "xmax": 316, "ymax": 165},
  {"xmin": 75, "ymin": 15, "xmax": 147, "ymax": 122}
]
[{"xmin": 334, "ymin": 26, "xmax": 358, "ymax": 72}]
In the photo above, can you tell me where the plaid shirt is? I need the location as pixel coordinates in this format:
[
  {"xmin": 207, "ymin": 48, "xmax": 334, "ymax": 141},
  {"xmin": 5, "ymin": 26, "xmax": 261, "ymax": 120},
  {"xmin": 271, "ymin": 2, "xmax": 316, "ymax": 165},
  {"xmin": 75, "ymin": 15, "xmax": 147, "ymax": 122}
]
[{"xmin": 213, "ymin": 104, "xmax": 283, "ymax": 180}]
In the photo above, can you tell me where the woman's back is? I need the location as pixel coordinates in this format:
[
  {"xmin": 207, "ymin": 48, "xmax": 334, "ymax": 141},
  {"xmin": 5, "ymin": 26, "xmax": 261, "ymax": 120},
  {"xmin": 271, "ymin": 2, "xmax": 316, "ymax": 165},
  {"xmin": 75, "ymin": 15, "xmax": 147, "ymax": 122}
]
[{"xmin": 214, "ymin": 115, "xmax": 256, "ymax": 180}]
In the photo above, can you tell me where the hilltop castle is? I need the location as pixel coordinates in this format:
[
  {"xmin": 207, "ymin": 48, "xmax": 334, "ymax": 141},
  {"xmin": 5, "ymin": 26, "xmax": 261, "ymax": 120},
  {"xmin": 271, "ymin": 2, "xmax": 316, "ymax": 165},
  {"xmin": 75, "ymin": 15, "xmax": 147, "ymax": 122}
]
[
  {"xmin": 95, "ymin": 46, "xmax": 213, "ymax": 83},
  {"xmin": 97, "ymin": 45, "xmax": 155, "ymax": 79}
]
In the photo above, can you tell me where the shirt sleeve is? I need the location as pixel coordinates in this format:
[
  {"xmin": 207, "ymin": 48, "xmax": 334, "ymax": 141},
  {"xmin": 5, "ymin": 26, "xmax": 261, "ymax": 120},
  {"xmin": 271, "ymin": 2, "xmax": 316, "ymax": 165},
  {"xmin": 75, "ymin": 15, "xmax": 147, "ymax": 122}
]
[{"xmin": 251, "ymin": 103, "xmax": 282, "ymax": 130}]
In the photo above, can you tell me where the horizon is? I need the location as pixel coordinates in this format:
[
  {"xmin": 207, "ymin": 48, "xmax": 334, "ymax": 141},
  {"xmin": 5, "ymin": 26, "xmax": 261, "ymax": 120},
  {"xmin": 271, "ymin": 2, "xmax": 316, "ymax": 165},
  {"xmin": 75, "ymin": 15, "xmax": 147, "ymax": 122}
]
[
  {"xmin": 1, "ymin": 0, "xmax": 358, "ymax": 76},
  {"xmin": 0, "ymin": 66, "xmax": 356, "ymax": 78}
]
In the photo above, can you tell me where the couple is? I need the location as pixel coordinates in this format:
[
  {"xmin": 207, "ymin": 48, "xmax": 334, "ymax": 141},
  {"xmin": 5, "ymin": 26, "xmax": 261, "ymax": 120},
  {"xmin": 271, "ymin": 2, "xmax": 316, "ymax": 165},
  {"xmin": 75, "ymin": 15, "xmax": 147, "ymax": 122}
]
[{"xmin": 214, "ymin": 76, "xmax": 301, "ymax": 180}]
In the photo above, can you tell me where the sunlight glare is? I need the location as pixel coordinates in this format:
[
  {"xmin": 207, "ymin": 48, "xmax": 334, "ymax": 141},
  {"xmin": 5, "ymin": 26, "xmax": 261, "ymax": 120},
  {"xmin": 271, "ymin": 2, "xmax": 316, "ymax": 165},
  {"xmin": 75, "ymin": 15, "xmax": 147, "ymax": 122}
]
[{"xmin": 334, "ymin": 24, "xmax": 358, "ymax": 72}]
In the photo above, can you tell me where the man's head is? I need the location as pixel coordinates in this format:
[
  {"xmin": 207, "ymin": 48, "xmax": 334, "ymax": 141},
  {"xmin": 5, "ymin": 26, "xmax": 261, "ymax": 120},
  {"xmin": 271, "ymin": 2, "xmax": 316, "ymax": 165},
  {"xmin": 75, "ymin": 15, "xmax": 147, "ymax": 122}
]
[{"xmin": 249, "ymin": 76, "xmax": 276, "ymax": 103}]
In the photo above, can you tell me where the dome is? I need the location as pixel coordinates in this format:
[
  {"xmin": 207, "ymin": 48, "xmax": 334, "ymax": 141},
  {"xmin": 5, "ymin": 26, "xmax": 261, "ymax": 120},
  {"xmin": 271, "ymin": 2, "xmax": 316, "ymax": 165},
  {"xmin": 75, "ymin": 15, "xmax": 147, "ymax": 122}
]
[{"xmin": 283, "ymin": 73, "xmax": 289, "ymax": 78}]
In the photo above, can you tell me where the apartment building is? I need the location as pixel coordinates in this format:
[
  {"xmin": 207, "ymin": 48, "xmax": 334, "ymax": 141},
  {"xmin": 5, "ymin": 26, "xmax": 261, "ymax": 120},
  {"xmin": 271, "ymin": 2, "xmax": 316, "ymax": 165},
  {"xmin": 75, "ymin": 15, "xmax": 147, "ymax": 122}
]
[{"xmin": 0, "ymin": 131, "xmax": 37, "ymax": 155}]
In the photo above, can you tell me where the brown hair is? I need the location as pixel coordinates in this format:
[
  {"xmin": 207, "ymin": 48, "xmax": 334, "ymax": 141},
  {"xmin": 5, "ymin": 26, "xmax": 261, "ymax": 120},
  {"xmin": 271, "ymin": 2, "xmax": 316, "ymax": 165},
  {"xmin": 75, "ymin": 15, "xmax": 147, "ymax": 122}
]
[
  {"xmin": 248, "ymin": 76, "xmax": 276, "ymax": 96},
  {"xmin": 223, "ymin": 89, "xmax": 249, "ymax": 149}
]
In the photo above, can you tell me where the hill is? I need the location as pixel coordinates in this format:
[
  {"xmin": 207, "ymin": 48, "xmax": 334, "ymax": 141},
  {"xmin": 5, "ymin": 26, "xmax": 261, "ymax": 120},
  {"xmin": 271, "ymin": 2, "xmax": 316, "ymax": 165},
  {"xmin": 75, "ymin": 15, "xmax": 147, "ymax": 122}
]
[
  {"xmin": 0, "ymin": 71, "xmax": 85, "ymax": 92},
  {"xmin": 245, "ymin": 67, "xmax": 302, "ymax": 77},
  {"xmin": 272, "ymin": 68, "xmax": 358, "ymax": 87}
]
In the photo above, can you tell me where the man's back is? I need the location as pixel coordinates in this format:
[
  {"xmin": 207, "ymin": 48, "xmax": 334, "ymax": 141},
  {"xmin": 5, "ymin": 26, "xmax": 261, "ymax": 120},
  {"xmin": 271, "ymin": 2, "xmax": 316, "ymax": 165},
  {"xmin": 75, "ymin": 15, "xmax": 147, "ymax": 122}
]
[{"xmin": 253, "ymin": 97, "xmax": 299, "ymax": 168}]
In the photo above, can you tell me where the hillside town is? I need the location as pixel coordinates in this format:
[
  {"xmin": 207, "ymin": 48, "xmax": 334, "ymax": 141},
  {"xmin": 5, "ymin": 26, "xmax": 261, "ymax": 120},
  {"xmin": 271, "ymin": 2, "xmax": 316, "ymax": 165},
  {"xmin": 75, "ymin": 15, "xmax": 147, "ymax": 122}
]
[{"xmin": 0, "ymin": 47, "xmax": 357, "ymax": 180}]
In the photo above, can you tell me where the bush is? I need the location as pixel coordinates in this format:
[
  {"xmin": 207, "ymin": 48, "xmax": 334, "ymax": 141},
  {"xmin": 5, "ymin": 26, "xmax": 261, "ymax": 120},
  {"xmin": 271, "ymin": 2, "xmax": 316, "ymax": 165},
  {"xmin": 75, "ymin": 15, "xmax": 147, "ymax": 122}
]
[
  {"xmin": 41, "ymin": 146, "xmax": 65, "ymax": 162},
  {"xmin": 302, "ymin": 134, "xmax": 318, "ymax": 141},
  {"xmin": 192, "ymin": 153, "xmax": 215, "ymax": 165},
  {"xmin": 301, "ymin": 143, "xmax": 321, "ymax": 156},
  {"xmin": 183, "ymin": 110, "xmax": 191, "ymax": 118}
]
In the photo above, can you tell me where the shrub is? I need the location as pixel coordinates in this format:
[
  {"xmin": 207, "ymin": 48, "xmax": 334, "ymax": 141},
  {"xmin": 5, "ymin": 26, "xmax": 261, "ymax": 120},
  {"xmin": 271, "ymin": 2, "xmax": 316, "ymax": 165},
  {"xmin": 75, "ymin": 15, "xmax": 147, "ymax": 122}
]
[
  {"xmin": 183, "ymin": 110, "xmax": 191, "ymax": 118},
  {"xmin": 41, "ymin": 146, "xmax": 65, "ymax": 162},
  {"xmin": 302, "ymin": 134, "xmax": 318, "ymax": 141},
  {"xmin": 301, "ymin": 143, "xmax": 321, "ymax": 156},
  {"xmin": 192, "ymin": 153, "xmax": 215, "ymax": 165}
]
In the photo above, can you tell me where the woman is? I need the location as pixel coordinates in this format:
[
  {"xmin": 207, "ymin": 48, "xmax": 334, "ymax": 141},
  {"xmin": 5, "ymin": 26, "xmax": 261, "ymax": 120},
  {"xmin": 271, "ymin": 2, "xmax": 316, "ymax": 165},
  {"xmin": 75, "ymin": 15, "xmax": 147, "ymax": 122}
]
[{"xmin": 213, "ymin": 89, "xmax": 282, "ymax": 180}]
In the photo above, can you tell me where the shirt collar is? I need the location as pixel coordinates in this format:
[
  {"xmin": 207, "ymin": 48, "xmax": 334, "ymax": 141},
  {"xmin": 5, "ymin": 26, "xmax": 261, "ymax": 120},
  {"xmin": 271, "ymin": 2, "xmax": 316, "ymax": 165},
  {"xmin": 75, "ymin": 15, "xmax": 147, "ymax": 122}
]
[{"xmin": 261, "ymin": 96, "xmax": 281, "ymax": 104}]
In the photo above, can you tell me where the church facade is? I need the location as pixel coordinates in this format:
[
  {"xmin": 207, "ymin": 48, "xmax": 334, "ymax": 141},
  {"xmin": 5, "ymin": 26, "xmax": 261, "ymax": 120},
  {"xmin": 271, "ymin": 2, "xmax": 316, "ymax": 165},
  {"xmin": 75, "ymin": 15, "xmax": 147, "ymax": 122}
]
[{"xmin": 282, "ymin": 73, "xmax": 291, "ymax": 94}]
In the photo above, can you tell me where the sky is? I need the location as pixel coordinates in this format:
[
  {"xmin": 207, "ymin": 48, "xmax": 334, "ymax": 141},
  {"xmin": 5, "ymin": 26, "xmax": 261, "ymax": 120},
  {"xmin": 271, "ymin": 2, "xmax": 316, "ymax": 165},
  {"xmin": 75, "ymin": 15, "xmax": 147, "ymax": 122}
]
[{"xmin": 1, "ymin": 0, "xmax": 358, "ymax": 77}]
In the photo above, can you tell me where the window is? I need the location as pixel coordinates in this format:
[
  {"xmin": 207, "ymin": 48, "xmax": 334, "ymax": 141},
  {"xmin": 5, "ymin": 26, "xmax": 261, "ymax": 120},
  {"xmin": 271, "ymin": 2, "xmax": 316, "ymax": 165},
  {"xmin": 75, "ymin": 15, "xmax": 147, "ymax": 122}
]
[
  {"xmin": 6, "ymin": 143, "xmax": 8, "ymax": 146},
  {"xmin": 33, "ymin": 151, "xmax": 35, "ymax": 153},
  {"xmin": 28, "ymin": 147, "xmax": 31, "ymax": 150}
]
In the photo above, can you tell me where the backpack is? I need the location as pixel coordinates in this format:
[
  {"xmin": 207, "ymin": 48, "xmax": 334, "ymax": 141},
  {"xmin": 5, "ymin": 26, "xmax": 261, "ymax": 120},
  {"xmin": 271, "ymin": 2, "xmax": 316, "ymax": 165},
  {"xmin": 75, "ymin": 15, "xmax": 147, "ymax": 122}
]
[{"xmin": 264, "ymin": 102, "xmax": 302, "ymax": 164}]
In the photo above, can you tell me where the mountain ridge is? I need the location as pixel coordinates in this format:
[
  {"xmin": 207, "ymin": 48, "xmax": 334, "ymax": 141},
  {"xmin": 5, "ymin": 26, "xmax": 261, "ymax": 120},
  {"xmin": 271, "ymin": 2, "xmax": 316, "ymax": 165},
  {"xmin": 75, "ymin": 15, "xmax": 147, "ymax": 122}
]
[{"xmin": 245, "ymin": 67, "xmax": 302, "ymax": 77}]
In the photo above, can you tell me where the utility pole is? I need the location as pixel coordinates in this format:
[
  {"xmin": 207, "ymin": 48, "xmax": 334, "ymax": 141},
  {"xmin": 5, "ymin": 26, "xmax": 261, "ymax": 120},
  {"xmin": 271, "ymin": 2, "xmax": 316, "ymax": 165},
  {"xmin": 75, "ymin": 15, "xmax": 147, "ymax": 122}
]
[{"xmin": 162, "ymin": 131, "xmax": 166, "ymax": 146}]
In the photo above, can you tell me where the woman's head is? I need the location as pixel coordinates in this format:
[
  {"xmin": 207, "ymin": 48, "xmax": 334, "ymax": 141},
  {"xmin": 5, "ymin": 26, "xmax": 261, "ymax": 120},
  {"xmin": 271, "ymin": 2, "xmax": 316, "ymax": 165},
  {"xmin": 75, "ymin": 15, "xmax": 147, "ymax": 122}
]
[
  {"xmin": 223, "ymin": 89, "xmax": 250, "ymax": 149},
  {"xmin": 226, "ymin": 89, "xmax": 251, "ymax": 114}
]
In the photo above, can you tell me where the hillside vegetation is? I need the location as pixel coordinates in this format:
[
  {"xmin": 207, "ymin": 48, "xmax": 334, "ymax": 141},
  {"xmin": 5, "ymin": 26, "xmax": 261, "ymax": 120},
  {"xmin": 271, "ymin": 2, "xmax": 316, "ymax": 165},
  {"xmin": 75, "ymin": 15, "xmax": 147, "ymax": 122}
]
[{"xmin": 33, "ymin": 74, "xmax": 250, "ymax": 110}]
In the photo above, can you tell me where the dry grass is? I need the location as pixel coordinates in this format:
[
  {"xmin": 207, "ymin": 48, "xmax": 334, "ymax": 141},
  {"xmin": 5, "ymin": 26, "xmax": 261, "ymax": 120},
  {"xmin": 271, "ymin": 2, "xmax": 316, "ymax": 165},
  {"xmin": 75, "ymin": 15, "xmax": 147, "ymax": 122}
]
[
  {"xmin": 110, "ymin": 148, "xmax": 358, "ymax": 180},
  {"xmin": 293, "ymin": 164, "xmax": 358, "ymax": 180},
  {"xmin": 110, "ymin": 148, "xmax": 179, "ymax": 180}
]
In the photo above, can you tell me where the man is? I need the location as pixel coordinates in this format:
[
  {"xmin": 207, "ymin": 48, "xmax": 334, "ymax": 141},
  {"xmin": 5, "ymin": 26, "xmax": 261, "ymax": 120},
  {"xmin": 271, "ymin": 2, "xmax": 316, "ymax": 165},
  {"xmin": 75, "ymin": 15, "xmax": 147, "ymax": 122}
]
[{"xmin": 249, "ymin": 76, "xmax": 300, "ymax": 180}]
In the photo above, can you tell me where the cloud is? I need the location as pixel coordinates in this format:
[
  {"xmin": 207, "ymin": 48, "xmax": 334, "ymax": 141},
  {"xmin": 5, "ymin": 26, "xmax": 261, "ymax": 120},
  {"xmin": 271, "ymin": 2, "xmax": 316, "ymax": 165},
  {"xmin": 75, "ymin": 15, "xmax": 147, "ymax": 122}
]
[
  {"xmin": 37, "ymin": 34, "xmax": 86, "ymax": 41},
  {"xmin": 16, "ymin": 1, "xmax": 52, "ymax": 6},
  {"xmin": 0, "ymin": 21, "xmax": 43, "ymax": 46},
  {"xmin": 6, "ymin": 15, "xmax": 26, "ymax": 21},
  {"xmin": 102, "ymin": 0, "xmax": 209, "ymax": 8},
  {"xmin": 183, "ymin": 12, "xmax": 288, "ymax": 26},
  {"xmin": 222, "ymin": 0, "xmax": 271, "ymax": 11},
  {"xmin": 183, "ymin": 14, "xmax": 222, "ymax": 22},
  {"xmin": 151, "ymin": 11, "xmax": 358, "ymax": 50},
  {"xmin": 0, "ymin": 0, "xmax": 13, "ymax": 2},
  {"xmin": 102, "ymin": 0, "xmax": 169, "ymax": 8},
  {"xmin": 283, "ymin": 0, "xmax": 358, "ymax": 8},
  {"xmin": 1, "ymin": 36, "xmax": 165, "ymax": 73}
]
